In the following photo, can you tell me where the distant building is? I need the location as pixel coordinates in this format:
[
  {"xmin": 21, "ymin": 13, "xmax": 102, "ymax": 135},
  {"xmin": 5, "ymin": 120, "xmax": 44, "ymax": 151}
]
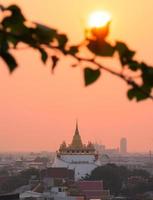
[
  {"xmin": 41, "ymin": 167, "xmax": 74, "ymax": 181},
  {"xmin": 0, "ymin": 194, "xmax": 19, "ymax": 200},
  {"xmin": 70, "ymin": 180, "xmax": 111, "ymax": 200},
  {"xmin": 120, "ymin": 138, "xmax": 127, "ymax": 154},
  {"xmin": 104, "ymin": 148, "xmax": 119, "ymax": 155},
  {"xmin": 52, "ymin": 122, "xmax": 100, "ymax": 180},
  {"xmin": 94, "ymin": 143, "xmax": 106, "ymax": 153}
]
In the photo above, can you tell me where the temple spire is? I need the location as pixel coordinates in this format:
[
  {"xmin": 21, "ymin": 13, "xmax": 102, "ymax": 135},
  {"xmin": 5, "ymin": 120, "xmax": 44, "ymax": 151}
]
[
  {"xmin": 71, "ymin": 121, "xmax": 83, "ymax": 148},
  {"xmin": 75, "ymin": 120, "xmax": 79, "ymax": 135}
]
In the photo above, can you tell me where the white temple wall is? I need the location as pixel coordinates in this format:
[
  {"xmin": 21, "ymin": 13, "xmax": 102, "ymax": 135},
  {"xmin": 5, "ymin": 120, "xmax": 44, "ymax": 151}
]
[
  {"xmin": 52, "ymin": 156, "xmax": 98, "ymax": 180},
  {"xmin": 60, "ymin": 154, "xmax": 95, "ymax": 163}
]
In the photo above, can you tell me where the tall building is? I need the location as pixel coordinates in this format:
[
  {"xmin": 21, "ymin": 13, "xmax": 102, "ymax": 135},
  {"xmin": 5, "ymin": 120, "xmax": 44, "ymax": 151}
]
[
  {"xmin": 52, "ymin": 122, "xmax": 100, "ymax": 180},
  {"xmin": 120, "ymin": 137, "xmax": 127, "ymax": 154}
]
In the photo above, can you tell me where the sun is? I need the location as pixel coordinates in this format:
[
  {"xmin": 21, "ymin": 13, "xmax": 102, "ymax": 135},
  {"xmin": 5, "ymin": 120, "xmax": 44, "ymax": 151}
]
[{"xmin": 87, "ymin": 11, "xmax": 111, "ymax": 28}]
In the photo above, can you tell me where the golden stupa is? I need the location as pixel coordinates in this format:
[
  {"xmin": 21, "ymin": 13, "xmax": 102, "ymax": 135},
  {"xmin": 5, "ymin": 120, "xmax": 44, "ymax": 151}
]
[
  {"xmin": 70, "ymin": 122, "xmax": 83, "ymax": 149},
  {"xmin": 59, "ymin": 122, "xmax": 95, "ymax": 155}
]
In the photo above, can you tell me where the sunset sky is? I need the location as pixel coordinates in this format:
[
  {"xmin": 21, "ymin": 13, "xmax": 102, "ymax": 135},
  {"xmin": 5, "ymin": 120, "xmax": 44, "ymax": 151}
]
[{"xmin": 0, "ymin": 0, "xmax": 153, "ymax": 152}]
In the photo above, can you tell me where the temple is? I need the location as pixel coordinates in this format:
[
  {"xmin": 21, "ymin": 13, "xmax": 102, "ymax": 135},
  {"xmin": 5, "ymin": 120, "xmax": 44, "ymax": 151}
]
[{"xmin": 52, "ymin": 122, "xmax": 100, "ymax": 180}]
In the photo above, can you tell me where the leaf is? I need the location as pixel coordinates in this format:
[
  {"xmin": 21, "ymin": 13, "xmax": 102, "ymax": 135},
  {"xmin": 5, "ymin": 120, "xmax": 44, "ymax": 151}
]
[
  {"xmin": 0, "ymin": 33, "xmax": 9, "ymax": 51},
  {"xmin": 67, "ymin": 46, "xmax": 78, "ymax": 55},
  {"xmin": 87, "ymin": 40, "xmax": 115, "ymax": 57},
  {"xmin": 39, "ymin": 48, "xmax": 48, "ymax": 63},
  {"xmin": 127, "ymin": 86, "xmax": 150, "ymax": 101},
  {"xmin": 51, "ymin": 55, "xmax": 59, "ymax": 73},
  {"xmin": 56, "ymin": 34, "xmax": 68, "ymax": 49},
  {"xmin": 84, "ymin": 67, "xmax": 101, "ymax": 86},
  {"xmin": 7, "ymin": 5, "xmax": 25, "ymax": 22},
  {"xmin": 1, "ymin": 52, "xmax": 17, "ymax": 72},
  {"xmin": 115, "ymin": 42, "xmax": 135, "ymax": 66},
  {"xmin": 127, "ymin": 63, "xmax": 153, "ymax": 101},
  {"xmin": 128, "ymin": 61, "xmax": 141, "ymax": 71},
  {"xmin": 2, "ymin": 4, "xmax": 26, "ymax": 34},
  {"xmin": 7, "ymin": 35, "xmax": 19, "ymax": 47},
  {"xmin": 2, "ymin": 14, "xmax": 27, "ymax": 35},
  {"xmin": 141, "ymin": 63, "xmax": 153, "ymax": 87},
  {"xmin": 34, "ymin": 23, "xmax": 57, "ymax": 44}
]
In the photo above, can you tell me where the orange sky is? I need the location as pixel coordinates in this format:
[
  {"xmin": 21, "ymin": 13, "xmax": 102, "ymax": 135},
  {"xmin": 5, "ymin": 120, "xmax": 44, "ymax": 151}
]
[{"xmin": 0, "ymin": 0, "xmax": 153, "ymax": 152}]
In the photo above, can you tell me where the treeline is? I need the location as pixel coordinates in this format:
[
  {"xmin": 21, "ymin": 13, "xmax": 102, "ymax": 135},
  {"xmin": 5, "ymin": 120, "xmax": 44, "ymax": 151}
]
[
  {"xmin": 84, "ymin": 164, "xmax": 151, "ymax": 196},
  {"xmin": 0, "ymin": 168, "xmax": 39, "ymax": 194}
]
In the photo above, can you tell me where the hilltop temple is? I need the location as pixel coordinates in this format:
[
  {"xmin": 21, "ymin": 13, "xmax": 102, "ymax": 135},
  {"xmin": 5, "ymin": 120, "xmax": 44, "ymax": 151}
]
[{"xmin": 52, "ymin": 122, "xmax": 100, "ymax": 180}]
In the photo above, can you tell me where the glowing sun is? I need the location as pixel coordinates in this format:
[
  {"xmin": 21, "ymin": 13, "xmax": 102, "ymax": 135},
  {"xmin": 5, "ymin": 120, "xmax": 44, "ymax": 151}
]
[{"xmin": 88, "ymin": 11, "xmax": 111, "ymax": 28}]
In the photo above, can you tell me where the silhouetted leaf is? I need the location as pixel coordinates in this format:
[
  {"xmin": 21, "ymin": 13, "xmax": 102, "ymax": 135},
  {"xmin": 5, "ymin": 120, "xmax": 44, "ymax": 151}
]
[
  {"xmin": 87, "ymin": 40, "xmax": 114, "ymax": 56},
  {"xmin": 6, "ymin": 5, "xmax": 25, "ymax": 22},
  {"xmin": 35, "ymin": 23, "xmax": 57, "ymax": 44},
  {"xmin": 67, "ymin": 46, "xmax": 78, "ymax": 55},
  {"xmin": 39, "ymin": 48, "xmax": 48, "ymax": 63},
  {"xmin": 115, "ymin": 42, "xmax": 135, "ymax": 66},
  {"xmin": 0, "ymin": 33, "xmax": 9, "ymax": 51},
  {"xmin": 56, "ymin": 34, "xmax": 68, "ymax": 49},
  {"xmin": 1, "ymin": 52, "xmax": 17, "ymax": 72},
  {"xmin": 7, "ymin": 35, "xmax": 19, "ymax": 47},
  {"xmin": 2, "ymin": 4, "xmax": 26, "ymax": 34},
  {"xmin": 17, "ymin": 28, "xmax": 38, "ymax": 47},
  {"xmin": 141, "ymin": 63, "xmax": 153, "ymax": 87},
  {"xmin": 51, "ymin": 55, "xmax": 59, "ymax": 72},
  {"xmin": 128, "ymin": 61, "xmax": 141, "ymax": 71},
  {"xmin": 84, "ymin": 67, "xmax": 101, "ymax": 86},
  {"xmin": 127, "ymin": 86, "xmax": 150, "ymax": 101}
]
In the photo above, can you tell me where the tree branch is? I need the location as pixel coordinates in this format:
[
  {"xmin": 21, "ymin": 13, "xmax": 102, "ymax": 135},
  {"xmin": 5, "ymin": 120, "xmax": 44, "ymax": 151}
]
[{"xmin": 73, "ymin": 55, "xmax": 153, "ymax": 100}]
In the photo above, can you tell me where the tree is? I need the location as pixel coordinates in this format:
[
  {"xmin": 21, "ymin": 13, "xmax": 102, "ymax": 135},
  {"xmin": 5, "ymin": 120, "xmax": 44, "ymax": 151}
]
[
  {"xmin": 0, "ymin": 168, "xmax": 9, "ymax": 176},
  {"xmin": 0, "ymin": 4, "xmax": 153, "ymax": 101},
  {"xmin": 84, "ymin": 164, "xmax": 151, "ymax": 196},
  {"xmin": 85, "ymin": 164, "xmax": 129, "ymax": 195},
  {"xmin": 0, "ymin": 168, "xmax": 39, "ymax": 194},
  {"xmin": 131, "ymin": 169, "xmax": 150, "ymax": 179}
]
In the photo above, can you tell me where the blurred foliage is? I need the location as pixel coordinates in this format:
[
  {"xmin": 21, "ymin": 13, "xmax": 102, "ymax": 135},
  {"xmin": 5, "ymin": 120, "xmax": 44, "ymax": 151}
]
[{"xmin": 0, "ymin": 4, "xmax": 153, "ymax": 101}]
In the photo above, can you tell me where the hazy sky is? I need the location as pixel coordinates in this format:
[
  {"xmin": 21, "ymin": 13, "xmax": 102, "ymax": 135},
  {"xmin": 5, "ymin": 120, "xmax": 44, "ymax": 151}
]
[{"xmin": 0, "ymin": 0, "xmax": 153, "ymax": 152}]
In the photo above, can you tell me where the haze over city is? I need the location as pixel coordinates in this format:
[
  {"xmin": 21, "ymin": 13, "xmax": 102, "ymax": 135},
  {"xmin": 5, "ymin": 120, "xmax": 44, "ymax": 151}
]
[{"xmin": 0, "ymin": 0, "xmax": 153, "ymax": 152}]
